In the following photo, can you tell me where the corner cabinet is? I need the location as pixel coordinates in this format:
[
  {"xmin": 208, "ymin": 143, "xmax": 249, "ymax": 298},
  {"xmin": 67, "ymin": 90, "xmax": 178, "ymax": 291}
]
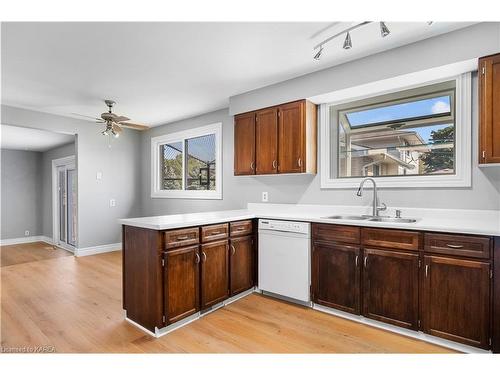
[
  {"xmin": 479, "ymin": 52, "xmax": 500, "ymax": 164},
  {"xmin": 233, "ymin": 99, "xmax": 317, "ymax": 175}
]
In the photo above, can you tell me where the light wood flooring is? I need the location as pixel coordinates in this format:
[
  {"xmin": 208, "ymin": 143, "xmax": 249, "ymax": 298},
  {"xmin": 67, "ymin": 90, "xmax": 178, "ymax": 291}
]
[
  {"xmin": 1, "ymin": 241, "xmax": 71, "ymax": 267},
  {"xmin": 0, "ymin": 242, "xmax": 454, "ymax": 353}
]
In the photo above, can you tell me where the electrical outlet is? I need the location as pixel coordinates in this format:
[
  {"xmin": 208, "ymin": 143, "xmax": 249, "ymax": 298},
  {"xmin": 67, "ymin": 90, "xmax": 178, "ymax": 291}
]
[
  {"xmin": 96, "ymin": 171, "xmax": 103, "ymax": 180},
  {"xmin": 109, "ymin": 199, "xmax": 116, "ymax": 207},
  {"xmin": 262, "ymin": 192, "xmax": 268, "ymax": 202},
  {"xmin": 24, "ymin": 230, "xmax": 30, "ymax": 236}
]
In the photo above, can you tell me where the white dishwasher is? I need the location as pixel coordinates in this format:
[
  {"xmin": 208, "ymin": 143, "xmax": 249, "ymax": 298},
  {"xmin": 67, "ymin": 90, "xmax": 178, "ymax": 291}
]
[{"xmin": 258, "ymin": 219, "xmax": 311, "ymax": 303}]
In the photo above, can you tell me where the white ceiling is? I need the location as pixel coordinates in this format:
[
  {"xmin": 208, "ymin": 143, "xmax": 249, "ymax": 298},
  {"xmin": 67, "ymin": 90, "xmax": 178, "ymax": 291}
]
[
  {"xmin": 1, "ymin": 22, "xmax": 475, "ymax": 127},
  {"xmin": 0, "ymin": 124, "xmax": 74, "ymax": 152}
]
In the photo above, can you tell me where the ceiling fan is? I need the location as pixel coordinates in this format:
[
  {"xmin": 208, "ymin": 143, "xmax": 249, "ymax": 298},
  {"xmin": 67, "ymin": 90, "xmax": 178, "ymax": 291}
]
[{"xmin": 73, "ymin": 99, "xmax": 149, "ymax": 138}]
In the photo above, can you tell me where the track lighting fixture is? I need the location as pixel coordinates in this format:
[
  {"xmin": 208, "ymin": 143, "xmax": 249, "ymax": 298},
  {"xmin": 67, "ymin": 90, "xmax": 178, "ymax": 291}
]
[
  {"xmin": 313, "ymin": 45, "xmax": 323, "ymax": 60},
  {"xmin": 380, "ymin": 22, "xmax": 390, "ymax": 37},
  {"xmin": 343, "ymin": 32, "xmax": 352, "ymax": 50}
]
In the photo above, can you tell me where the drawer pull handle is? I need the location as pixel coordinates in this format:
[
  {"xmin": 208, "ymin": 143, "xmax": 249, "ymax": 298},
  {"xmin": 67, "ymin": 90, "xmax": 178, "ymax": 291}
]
[
  {"xmin": 425, "ymin": 264, "xmax": 429, "ymax": 277},
  {"xmin": 176, "ymin": 235, "xmax": 189, "ymax": 241},
  {"xmin": 202, "ymin": 252, "xmax": 207, "ymax": 262},
  {"xmin": 195, "ymin": 253, "xmax": 200, "ymax": 264},
  {"xmin": 446, "ymin": 244, "xmax": 464, "ymax": 249},
  {"xmin": 233, "ymin": 227, "xmax": 245, "ymax": 232},
  {"xmin": 272, "ymin": 160, "xmax": 277, "ymax": 169},
  {"xmin": 231, "ymin": 244, "xmax": 236, "ymax": 255},
  {"xmin": 210, "ymin": 231, "xmax": 221, "ymax": 235},
  {"xmin": 364, "ymin": 256, "xmax": 368, "ymax": 268},
  {"xmin": 355, "ymin": 255, "xmax": 359, "ymax": 267}
]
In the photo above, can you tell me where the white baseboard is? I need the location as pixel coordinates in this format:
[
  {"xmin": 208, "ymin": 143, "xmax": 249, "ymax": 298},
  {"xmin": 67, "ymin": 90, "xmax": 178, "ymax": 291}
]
[
  {"xmin": 75, "ymin": 242, "xmax": 122, "ymax": 257},
  {"xmin": 1, "ymin": 235, "xmax": 52, "ymax": 246}
]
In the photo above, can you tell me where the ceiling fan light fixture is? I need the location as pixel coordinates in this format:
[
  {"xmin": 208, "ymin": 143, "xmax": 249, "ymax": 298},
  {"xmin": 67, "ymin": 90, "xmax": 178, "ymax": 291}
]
[
  {"xmin": 111, "ymin": 129, "xmax": 119, "ymax": 138},
  {"xmin": 380, "ymin": 22, "xmax": 390, "ymax": 37},
  {"xmin": 343, "ymin": 32, "xmax": 352, "ymax": 50},
  {"xmin": 313, "ymin": 45, "xmax": 323, "ymax": 60}
]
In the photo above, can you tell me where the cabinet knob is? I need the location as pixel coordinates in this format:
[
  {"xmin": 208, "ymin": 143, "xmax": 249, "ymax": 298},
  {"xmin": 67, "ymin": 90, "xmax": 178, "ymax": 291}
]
[
  {"xmin": 195, "ymin": 253, "xmax": 200, "ymax": 264},
  {"xmin": 202, "ymin": 252, "xmax": 207, "ymax": 262},
  {"xmin": 250, "ymin": 161, "xmax": 255, "ymax": 171},
  {"xmin": 272, "ymin": 160, "xmax": 277, "ymax": 169},
  {"xmin": 231, "ymin": 244, "xmax": 236, "ymax": 255},
  {"xmin": 297, "ymin": 158, "xmax": 302, "ymax": 167}
]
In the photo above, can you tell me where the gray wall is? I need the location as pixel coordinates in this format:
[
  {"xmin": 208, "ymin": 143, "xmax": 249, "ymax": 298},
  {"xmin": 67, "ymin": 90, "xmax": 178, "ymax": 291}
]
[
  {"xmin": 140, "ymin": 23, "xmax": 500, "ymax": 215},
  {"xmin": 1, "ymin": 149, "xmax": 43, "ymax": 239},
  {"xmin": 1, "ymin": 106, "xmax": 142, "ymax": 248},
  {"xmin": 41, "ymin": 142, "xmax": 76, "ymax": 238},
  {"xmin": 230, "ymin": 22, "xmax": 500, "ymax": 114}
]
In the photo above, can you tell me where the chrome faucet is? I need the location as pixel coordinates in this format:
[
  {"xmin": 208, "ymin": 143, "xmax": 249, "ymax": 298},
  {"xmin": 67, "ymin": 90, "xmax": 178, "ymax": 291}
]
[{"xmin": 356, "ymin": 177, "xmax": 387, "ymax": 217}]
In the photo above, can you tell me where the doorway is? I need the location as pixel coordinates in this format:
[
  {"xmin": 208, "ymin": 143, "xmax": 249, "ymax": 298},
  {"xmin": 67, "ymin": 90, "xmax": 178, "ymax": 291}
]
[{"xmin": 52, "ymin": 156, "xmax": 77, "ymax": 251}]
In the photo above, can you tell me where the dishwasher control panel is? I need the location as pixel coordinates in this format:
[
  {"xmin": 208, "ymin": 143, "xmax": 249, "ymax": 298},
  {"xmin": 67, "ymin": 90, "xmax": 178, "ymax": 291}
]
[{"xmin": 258, "ymin": 219, "xmax": 310, "ymax": 235}]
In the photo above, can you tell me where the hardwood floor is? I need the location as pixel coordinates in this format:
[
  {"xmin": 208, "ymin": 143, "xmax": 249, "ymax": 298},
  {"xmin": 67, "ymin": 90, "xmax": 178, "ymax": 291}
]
[
  {"xmin": 0, "ymin": 243, "xmax": 454, "ymax": 353},
  {"xmin": 1, "ymin": 241, "xmax": 72, "ymax": 267}
]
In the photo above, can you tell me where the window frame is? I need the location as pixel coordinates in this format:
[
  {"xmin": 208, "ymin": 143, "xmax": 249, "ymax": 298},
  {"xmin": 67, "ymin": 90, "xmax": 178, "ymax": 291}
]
[
  {"xmin": 320, "ymin": 72, "xmax": 472, "ymax": 189},
  {"xmin": 151, "ymin": 122, "xmax": 222, "ymax": 199}
]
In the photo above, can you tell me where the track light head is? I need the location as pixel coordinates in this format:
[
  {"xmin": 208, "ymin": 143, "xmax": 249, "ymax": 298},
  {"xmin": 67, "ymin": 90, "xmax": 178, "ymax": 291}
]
[
  {"xmin": 313, "ymin": 46, "xmax": 323, "ymax": 60},
  {"xmin": 343, "ymin": 32, "xmax": 352, "ymax": 50},
  {"xmin": 380, "ymin": 22, "xmax": 390, "ymax": 37}
]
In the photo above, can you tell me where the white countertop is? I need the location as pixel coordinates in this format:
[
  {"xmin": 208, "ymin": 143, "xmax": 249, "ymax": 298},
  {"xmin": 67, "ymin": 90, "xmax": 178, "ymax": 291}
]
[{"xmin": 119, "ymin": 203, "xmax": 500, "ymax": 237}]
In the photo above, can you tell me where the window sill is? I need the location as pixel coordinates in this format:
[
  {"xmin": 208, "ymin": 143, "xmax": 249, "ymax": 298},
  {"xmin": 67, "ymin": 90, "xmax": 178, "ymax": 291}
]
[{"xmin": 151, "ymin": 190, "xmax": 222, "ymax": 200}]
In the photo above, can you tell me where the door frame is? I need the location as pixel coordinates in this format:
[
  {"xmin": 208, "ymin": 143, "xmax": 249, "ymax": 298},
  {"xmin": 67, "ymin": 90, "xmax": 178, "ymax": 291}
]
[{"xmin": 52, "ymin": 155, "xmax": 77, "ymax": 252}]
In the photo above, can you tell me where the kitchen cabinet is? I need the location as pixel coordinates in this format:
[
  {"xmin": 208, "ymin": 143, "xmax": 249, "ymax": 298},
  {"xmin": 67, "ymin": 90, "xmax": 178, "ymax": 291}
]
[
  {"xmin": 229, "ymin": 235, "xmax": 254, "ymax": 295},
  {"xmin": 164, "ymin": 245, "xmax": 200, "ymax": 324},
  {"xmin": 479, "ymin": 53, "xmax": 500, "ymax": 164},
  {"xmin": 255, "ymin": 107, "xmax": 279, "ymax": 174},
  {"xmin": 363, "ymin": 248, "xmax": 419, "ymax": 330},
  {"xmin": 422, "ymin": 255, "xmax": 491, "ymax": 349},
  {"xmin": 233, "ymin": 99, "xmax": 317, "ymax": 176},
  {"xmin": 312, "ymin": 241, "xmax": 361, "ymax": 314},
  {"xmin": 200, "ymin": 239, "xmax": 230, "ymax": 310},
  {"xmin": 234, "ymin": 112, "xmax": 256, "ymax": 175}
]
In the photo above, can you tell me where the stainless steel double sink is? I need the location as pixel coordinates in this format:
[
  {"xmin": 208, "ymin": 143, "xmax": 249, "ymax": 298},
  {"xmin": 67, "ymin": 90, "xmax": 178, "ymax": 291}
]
[{"xmin": 323, "ymin": 215, "xmax": 418, "ymax": 223}]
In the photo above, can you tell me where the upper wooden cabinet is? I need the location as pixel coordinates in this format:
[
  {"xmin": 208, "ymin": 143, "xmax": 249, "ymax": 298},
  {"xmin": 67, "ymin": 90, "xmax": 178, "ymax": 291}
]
[
  {"xmin": 233, "ymin": 99, "xmax": 317, "ymax": 175},
  {"xmin": 479, "ymin": 53, "xmax": 500, "ymax": 164},
  {"xmin": 255, "ymin": 107, "xmax": 279, "ymax": 174},
  {"xmin": 234, "ymin": 112, "xmax": 256, "ymax": 175}
]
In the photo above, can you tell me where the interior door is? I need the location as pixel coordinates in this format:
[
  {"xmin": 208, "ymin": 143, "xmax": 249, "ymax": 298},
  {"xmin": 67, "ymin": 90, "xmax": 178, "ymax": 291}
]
[
  {"xmin": 255, "ymin": 107, "xmax": 278, "ymax": 174},
  {"xmin": 278, "ymin": 101, "xmax": 304, "ymax": 173},
  {"xmin": 422, "ymin": 255, "xmax": 491, "ymax": 349},
  {"xmin": 66, "ymin": 168, "xmax": 77, "ymax": 247},
  {"xmin": 234, "ymin": 112, "xmax": 256, "ymax": 175},
  {"xmin": 56, "ymin": 162, "xmax": 77, "ymax": 248},
  {"xmin": 363, "ymin": 248, "xmax": 419, "ymax": 330},
  {"xmin": 200, "ymin": 240, "xmax": 229, "ymax": 309},
  {"xmin": 229, "ymin": 235, "xmax": 254, "ymax": 295},
  {"xmin": 312, "ymin": 241, "xmax": 361, "ymax": 314},
  {"xmin": 57, "ymin": 166, "xmax": 67, "ymax": 243}
]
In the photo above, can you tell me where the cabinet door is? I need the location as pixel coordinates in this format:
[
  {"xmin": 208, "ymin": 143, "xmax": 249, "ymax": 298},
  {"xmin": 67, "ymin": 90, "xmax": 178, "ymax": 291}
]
[
  {"xmin": 363, "ymin": 248, "xmax": 419, "ymax": 330},
  {"xmin": 229, "ymin": 235, "xmax": 254, "ymax": 295},
  {"xmin": 278, "ymin": 101, "xmax": 304, "ymax": 173},
  {"xmin": 234, "ymin": 112, "xmax": 256, "ymax": 175},
  {"xmin": 312, "ymin": 242, "xmax": 361, "ymax": 314},
  {"xmin": 422, "ymin": 255, "xmax": 491, "ymax": 349},
  {"xmin": 479, "ymin": 53, "xmax": 500, "ymax": 164},
  {"xmin": 200, "ymin": 240, "xmax": 229, "ymax": 309},
  {"xmin": 164, "ymin": 245, "xmax": 200, "ymax": 325},
  {"xmin": 255, "ymin": 107, "xmax": 278, "ymax": 174}
]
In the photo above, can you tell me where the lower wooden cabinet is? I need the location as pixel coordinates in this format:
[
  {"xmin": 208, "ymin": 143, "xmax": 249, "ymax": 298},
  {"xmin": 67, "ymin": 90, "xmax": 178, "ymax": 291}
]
[
  {"xmin": 200, "ymin": 239, "xmax": 229, "ymax": 309},
  {"xmin": 422, "ymin": 255, "xmax": 491, "ymax": 349},
  {"xmin": 362, "ymin": 248, "xmax": 419, "ymax": 330},
  {"xmin": 312, "ymin": 241, "xmax": 360, "ymax": 314},
  {"xmin": 164, "ymin": 245, "xmax": 200, "ymax": 325},
  {"xmin": 229, "ymin": 235, "xmax": 254, "ymax": 296}
]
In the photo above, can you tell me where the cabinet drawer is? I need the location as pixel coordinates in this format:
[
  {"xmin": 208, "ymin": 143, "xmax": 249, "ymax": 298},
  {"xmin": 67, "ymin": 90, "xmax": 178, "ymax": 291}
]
[
  {"xmin": 312, "ymin": 223, "xmax": 360, "ymax": 244},
  {"xmin": 164, "ymin": 227, "xmax": 199, "ymax": 249},
  {"xmin": 230, "ymin": 220, "xmax": 253, "ymax": 237},
  {"xmin": 424, "ymin": 233, "xmax": 491, "ymax": 259},
  {"xmin": 201, "ymin": 223, "xmax": 229, "ymax": 243},
  {"xmin": 362, "ymin": 228, "xmax": 420, "ymax": 251}
]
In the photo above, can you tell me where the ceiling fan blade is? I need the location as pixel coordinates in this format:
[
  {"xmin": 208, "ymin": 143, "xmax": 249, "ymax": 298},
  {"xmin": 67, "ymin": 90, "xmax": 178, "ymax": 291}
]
[
  {"xmin": 118, "ymin": 121, "xmax": 149, "ymax": 131},
  {"xmin": 111, "ymin": 123, "xmax": 123, "ymax": 134},
  {"xmin": 71, "ymin": 113, "xmax": 102, "ymax": 121},
  {"xmin": 112, "ymin": 115, "xmax": 130, "ymax": 122}
]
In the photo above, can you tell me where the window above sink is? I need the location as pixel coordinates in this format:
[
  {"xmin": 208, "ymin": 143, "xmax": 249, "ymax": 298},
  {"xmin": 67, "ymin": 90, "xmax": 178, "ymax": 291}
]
[{"xmin": 319, "ymin": 67, "xmax": 472, "ymax": 189}]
